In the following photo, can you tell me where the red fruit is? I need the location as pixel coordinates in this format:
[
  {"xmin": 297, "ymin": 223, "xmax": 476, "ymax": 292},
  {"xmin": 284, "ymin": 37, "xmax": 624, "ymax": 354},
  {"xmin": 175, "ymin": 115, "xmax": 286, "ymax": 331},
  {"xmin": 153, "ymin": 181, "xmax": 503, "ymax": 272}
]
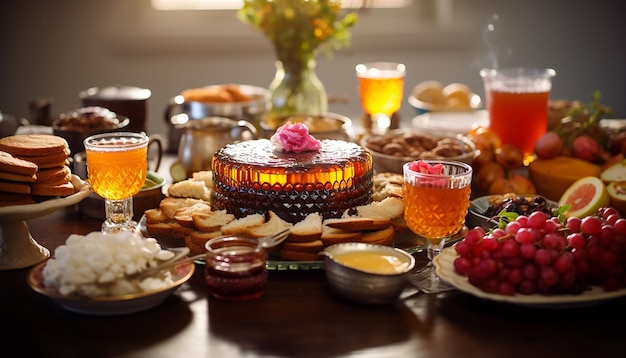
[
  {"xmin": 572, "ymin": 135, "xmax": 601, "ymax": 162},
  {"xmin": 534, "ymin": 131, "xmax": 564, "ymax": 159}
]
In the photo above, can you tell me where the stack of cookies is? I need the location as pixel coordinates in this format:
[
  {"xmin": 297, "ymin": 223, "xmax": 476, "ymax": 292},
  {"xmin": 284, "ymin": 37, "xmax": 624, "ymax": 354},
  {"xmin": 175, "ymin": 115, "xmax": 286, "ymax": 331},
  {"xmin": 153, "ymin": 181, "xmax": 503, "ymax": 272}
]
[{"xmin": 0, "ymin": 134, "xmax": 74, "ymax": 206}]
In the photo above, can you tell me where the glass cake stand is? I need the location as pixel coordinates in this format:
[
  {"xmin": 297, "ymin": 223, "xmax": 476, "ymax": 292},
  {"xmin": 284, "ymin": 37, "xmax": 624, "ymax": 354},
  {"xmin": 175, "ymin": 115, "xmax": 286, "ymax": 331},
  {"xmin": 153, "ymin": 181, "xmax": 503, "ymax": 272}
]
[{"xmin": 0, "ymin": 175, "xmax": 91, "ymax": 270}]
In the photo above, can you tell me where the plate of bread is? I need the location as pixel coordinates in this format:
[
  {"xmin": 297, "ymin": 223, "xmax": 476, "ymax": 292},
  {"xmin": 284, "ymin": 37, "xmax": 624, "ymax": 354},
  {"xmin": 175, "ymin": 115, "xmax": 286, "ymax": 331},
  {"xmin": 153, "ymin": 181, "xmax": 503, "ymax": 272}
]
[{"xmin": 139, "ymin": 171, "xmax": 425, "ymax": 270}]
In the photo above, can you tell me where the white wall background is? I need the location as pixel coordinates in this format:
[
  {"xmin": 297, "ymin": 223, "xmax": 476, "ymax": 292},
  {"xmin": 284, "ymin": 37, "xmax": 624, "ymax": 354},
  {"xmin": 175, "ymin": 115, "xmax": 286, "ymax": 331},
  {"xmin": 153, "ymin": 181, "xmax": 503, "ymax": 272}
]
[{"xmin": 1, "ymin": 0, "xmax": 625, "ymax": 142}]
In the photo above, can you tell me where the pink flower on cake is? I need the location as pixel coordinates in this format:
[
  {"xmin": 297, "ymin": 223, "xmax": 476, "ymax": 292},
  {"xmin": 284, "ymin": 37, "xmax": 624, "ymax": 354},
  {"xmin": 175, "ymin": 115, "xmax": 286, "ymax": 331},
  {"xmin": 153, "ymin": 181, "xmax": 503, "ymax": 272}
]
[{"xmin": 270, "ymin": 122, "xmax": 322, "ymax": 153}]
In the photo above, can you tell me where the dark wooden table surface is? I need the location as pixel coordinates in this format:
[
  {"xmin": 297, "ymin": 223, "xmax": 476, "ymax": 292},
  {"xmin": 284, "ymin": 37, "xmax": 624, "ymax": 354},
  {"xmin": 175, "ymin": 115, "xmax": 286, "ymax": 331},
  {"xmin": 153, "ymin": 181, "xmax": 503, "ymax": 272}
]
[{"xmin": 1, "ymin": 203, "xmax": 625, "ymax": 358}]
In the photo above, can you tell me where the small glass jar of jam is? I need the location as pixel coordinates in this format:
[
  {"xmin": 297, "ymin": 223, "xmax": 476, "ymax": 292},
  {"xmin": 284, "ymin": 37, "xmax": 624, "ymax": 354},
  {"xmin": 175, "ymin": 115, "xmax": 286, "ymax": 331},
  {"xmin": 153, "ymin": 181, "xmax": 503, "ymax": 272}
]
[{"xmin": 204, "ymin": 235, "xmax": 268, "ymax": 300}]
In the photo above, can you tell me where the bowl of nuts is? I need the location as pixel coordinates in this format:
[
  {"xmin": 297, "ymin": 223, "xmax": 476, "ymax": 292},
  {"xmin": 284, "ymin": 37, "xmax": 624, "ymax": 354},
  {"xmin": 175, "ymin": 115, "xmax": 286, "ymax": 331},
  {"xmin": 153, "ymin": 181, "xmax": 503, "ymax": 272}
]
[
  {"xmin": 361, "ymin": 129, "xmax": 478, "ymax": 174},
  {"xmin": 52, "ymin": 106, "xmax": 130, "ymax": 155}
]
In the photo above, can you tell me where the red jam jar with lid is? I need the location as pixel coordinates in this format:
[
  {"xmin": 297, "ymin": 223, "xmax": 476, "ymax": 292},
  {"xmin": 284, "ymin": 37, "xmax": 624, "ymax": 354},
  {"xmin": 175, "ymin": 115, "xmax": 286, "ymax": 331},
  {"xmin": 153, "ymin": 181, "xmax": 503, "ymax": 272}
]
[{"xmin": 204, "ymin": 235, "xmax": 268, "ymax": 300}]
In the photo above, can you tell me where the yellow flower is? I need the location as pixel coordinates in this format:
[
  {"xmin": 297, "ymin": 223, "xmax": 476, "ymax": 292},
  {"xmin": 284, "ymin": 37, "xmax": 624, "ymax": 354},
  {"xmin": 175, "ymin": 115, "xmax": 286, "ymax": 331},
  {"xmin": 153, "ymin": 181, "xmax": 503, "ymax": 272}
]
[{"xmin": 238, "ymin": 0, "xmax": 358, "ymax": 61}]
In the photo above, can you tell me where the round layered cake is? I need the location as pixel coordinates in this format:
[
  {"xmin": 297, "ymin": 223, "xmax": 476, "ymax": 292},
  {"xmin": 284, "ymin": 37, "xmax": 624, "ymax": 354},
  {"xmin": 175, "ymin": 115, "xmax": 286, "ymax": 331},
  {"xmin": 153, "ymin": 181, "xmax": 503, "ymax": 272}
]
[{"xmin": 211, "ymin": 138, "xmax": 373, "ymax": 223}]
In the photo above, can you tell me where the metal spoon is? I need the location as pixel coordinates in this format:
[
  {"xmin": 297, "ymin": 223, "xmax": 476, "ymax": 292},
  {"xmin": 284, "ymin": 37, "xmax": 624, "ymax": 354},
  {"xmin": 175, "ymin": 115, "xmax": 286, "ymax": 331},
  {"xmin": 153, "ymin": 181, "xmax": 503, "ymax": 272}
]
[{"xmin": 131, "ymin": 228, "xmax": 291, "ymax": 280}]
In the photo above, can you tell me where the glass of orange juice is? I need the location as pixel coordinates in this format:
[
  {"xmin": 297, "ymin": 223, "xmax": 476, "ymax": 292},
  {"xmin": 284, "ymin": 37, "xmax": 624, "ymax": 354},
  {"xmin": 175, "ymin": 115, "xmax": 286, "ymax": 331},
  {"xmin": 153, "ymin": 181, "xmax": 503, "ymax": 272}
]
[
  {"xmin": 84, "ymin": 132, "xmax": 149, "ymax": 233},
  {"xmin": 403, "ymin": 160, "xmax": 472, "ymax": 293},
  {"xmin": 480, "ymin": 67, "xmax": 556, "ymax": 157},
  {"xmin": 355, "ymin": 62, "xmax": 405, "ymax": 135}
]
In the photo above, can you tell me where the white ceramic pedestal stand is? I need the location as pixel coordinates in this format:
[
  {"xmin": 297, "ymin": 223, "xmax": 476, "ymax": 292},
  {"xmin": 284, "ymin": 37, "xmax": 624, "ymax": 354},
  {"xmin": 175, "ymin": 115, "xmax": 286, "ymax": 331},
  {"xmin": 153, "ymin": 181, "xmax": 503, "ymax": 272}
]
[{"xmin": 0, "ymin": 176, "xmax": 90, "ymax": 270}]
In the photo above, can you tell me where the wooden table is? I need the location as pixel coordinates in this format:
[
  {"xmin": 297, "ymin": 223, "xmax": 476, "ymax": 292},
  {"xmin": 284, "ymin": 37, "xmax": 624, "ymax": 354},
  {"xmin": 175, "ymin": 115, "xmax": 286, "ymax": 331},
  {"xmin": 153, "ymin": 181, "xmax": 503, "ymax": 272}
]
[{"xmin": 1, "ymin": 203, "xmax": 625, "ymax": 358}]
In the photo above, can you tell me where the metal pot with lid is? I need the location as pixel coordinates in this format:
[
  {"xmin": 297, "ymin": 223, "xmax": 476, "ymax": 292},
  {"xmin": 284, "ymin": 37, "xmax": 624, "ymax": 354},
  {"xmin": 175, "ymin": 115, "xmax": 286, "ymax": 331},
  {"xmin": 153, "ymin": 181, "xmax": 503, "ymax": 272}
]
[
  {"xmin": 0, "ymin": 111, "xmax": 28, "ymax": 138},
  {"xmin": 80, "ymin": 85, "xmax": 151, "ymax": 133},
  {"xmin": 164, "ymin": 84, "xmax": 269, "ymax": 154}
]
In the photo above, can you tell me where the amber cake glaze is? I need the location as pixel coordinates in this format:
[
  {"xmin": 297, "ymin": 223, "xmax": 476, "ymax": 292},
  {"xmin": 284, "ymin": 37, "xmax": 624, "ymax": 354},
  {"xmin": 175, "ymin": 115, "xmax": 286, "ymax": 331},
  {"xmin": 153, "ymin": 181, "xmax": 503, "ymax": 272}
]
[{"xmin": 212, "ymin": 139, "xmax": 373, "ymax": 223}]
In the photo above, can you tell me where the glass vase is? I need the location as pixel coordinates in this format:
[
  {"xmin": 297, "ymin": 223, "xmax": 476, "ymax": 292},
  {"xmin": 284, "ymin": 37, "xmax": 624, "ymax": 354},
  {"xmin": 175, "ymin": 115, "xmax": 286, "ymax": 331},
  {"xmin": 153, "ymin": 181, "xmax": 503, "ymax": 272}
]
[{"xmin": 264, "ymin": 57, "xmax": 328, "ymax": 131}]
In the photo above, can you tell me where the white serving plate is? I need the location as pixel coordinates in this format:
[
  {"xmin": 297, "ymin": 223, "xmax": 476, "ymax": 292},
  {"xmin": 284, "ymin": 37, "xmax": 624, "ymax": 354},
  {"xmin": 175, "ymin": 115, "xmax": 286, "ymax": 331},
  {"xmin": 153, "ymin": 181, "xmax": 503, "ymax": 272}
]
[
  {"xmin": 0, "ymin": 175, "xmax": 91, "ymax": 270},
  {"xmin": 28, "ymin": 260, "xmax": 195, "ymax": 315},
  {"xmin": 412, "ymin": 110, "xmax": 490, "ymax": 135},
  {"xmin": 434, "ymin": 246, "xmax": 626, "ymax": 308}
]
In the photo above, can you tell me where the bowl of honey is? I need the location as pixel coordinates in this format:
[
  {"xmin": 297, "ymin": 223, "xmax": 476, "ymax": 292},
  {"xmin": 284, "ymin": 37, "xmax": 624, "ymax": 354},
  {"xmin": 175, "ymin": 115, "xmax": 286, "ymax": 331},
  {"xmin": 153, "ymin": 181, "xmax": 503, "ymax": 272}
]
[{"xmin": 320, "ymin": 242, "xmax": 415, "ymax": 305}]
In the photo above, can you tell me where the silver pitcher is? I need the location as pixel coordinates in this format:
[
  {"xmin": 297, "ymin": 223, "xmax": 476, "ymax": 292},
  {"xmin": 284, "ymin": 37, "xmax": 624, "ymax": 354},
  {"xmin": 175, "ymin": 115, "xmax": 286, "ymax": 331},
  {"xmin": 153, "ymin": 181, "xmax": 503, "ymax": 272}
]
[{"xmin": 176, "ymin": 116, "xmax": 258, "ymax": 179}]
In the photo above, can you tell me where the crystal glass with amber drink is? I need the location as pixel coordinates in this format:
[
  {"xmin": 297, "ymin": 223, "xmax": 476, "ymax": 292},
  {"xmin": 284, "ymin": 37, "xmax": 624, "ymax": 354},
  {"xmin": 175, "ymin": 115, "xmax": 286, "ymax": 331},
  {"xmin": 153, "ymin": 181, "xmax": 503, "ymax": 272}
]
[
  {"xmin": 84, "ymin": 132, "xmax": 149, "ymax": 233},
  {"xmin": 356, "ymin": 62, "xmax": 405, "ymax": 135},
  {"xmin": 403, "ymin": 160, "xmax": 472, "ymax": 293}
]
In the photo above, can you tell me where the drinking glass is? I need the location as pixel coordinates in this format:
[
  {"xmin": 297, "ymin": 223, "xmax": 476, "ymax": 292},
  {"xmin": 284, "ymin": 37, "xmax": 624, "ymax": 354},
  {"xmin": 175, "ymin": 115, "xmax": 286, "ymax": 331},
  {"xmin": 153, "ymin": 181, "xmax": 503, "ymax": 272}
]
[
  {"xmin": 403, "ymin": 160, "xmax": 472, "ymax": 293},
  {"xmin": 480, "ymin": 67, "xmax": 556, "ymax": 158},
  {"xmin": 356, "ymin": 62, "xmax": 405, "ymax": 135},
  {"xmin": 84, "ymin": 132, "xmax": 149, "ymax": 233}
]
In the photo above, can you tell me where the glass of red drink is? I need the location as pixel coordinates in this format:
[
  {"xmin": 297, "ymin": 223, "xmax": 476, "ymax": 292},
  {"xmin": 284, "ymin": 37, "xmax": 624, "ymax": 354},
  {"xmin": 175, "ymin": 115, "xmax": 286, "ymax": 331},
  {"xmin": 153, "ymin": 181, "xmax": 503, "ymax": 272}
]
[
  {"xmin": 204, "ymin": 235, "xmax": 268, "ymax": 301},
  {"xmin": 480, "ymin": 67, "xmax": 556, "ymax": 157}
]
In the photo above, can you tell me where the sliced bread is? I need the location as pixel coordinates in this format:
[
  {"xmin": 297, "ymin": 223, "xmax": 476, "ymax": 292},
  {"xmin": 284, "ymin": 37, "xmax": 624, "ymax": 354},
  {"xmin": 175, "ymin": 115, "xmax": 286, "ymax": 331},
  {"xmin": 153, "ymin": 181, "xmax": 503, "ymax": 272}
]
[
  {"xmin": 246, "ymin": 211, "xmax": 293, "ymax": 239},
  {"xmin": 192, "ymin": 209, "xmax": 235, "ymax": 232},
  {"xmin": 288, "ymin": 212, "xmax": 323, "ymax": 242},
  {"xmin": 167, "ymin": 179, "xmax": 212, "ymax": 201},
  {"xmin": 220, "ymin": 213, "xmax": 266, "ymax": 235},
  {"xmin": 347, "ymin": 197, "xmax": 405, "ymax": 221}
]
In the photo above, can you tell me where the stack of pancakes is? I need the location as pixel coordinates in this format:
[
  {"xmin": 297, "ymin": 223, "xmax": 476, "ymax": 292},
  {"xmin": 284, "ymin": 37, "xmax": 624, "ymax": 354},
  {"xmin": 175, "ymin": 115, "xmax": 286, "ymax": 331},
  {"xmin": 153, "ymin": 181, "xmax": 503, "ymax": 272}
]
[{"xmin": 0, "ymin": 134, "xmax": 74, "ymax": 206}]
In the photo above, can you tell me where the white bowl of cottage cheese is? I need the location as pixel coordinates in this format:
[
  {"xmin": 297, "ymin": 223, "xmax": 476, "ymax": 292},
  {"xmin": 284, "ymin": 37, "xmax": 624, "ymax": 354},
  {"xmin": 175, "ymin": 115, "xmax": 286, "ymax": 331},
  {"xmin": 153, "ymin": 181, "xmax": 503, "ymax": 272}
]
[{"xmin": 27, "ymin": 231, "xmax": 194, "ymax": 315}]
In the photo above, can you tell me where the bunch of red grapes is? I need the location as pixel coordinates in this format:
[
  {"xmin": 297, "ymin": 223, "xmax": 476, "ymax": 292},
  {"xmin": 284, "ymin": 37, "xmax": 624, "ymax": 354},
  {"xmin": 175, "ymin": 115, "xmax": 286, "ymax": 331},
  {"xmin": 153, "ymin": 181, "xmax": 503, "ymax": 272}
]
[{"xmin": 454, "ymin": 207, "xmax": 626, "ymax": 296}]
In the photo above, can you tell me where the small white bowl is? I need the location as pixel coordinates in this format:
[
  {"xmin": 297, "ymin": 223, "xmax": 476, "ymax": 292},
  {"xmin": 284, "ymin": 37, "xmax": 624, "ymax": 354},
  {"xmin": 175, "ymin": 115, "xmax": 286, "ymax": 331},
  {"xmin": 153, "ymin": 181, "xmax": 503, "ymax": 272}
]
[
  {"xmin": 408, "ymin": 92, "xmax": 482, "ymax": 115},
  {"xmin": 28, "ymin": 260, "xmax": 194, "ymax": 315},
  {"xmin": 412, "ymin": 110, "xmax": 490, "ymax": 136}
]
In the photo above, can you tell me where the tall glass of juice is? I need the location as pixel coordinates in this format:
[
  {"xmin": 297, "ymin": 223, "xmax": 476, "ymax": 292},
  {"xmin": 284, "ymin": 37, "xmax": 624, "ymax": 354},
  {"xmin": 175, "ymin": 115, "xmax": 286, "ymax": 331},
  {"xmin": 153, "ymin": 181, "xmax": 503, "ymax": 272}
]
[
  {"xmin": 356, "ymin": 62, "xmax": 405, "ymax": 135},
  {"xmin": 84, "ymin": 132, "xmax": 149, "ymax": 233},
  {"xmin": 403, "ymin": 160, "xmax": 472, "ymax": 293},
  {"xmin": 480, "ymin": 67, "xmax": 556, "ymax": 157}
]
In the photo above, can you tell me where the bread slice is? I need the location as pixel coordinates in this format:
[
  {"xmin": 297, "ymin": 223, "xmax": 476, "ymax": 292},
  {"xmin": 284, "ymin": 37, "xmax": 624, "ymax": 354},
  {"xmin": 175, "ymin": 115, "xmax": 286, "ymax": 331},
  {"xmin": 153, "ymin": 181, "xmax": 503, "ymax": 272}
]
[
  {"xmin": 144, "ymin": 208, "xmax": 171, "ymax": 225},
  {"xmin": 173, "ymin": 202, "xmax": 212, "ymax": 227},
  {"xmin": 159, "ymin": 197, "xmax": 209, "ymax": 219},
  {"xmin": 288, "ymin": 212, "xmax": 323, "ymax": 242},
  {"xmin": 246, "ymin": 211, "xmax": 293, "ymax": 239},
  {"xmin": 281, "ymin": 239, "xmax": 324, "ymax": 253},
  {"xmin": 185, "ymin": 229, "xmax": 223, "ymax": 254},
  {"xmin": 348, "ymin": 197, "xmax": 405, "ymax": 221},
  {"xmin": 191, "ymin": 170, "xmax": 214, "ymax": 189},
  {"xmin": 361, "ymin": 226, "xmax": 395, "ymax": 246},
  {"xmin": 192, "ymin": 209, "xmax": 235, "ymax": 232},
  {"xmin": 167, "ymin": 179, "xmax": 212, "ymax": 201},
  {"xmin": 145, "ymin": 220, "xmax": 193, "ymax": 240},
  {"xmin": 220, "ymin": 213, "xmax": 266, "ymax": 235},
  {"xmin": 323, "ymin": 217, "xmax": 392, "ymax": 232},
  {"xmin": 320, "ymin": 225, "xmax": 362, "ymax": 246}
]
